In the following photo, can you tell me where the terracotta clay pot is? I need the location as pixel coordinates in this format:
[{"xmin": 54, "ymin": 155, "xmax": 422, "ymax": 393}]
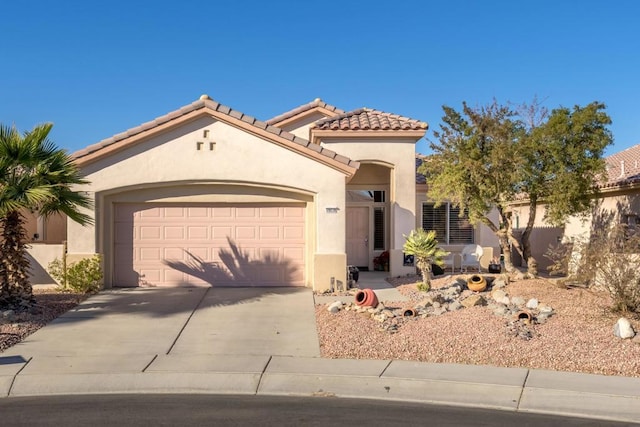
[
  {"xmin": 355, "ymin": 288, "xmax": 378, "ymax": 308},
  {"xmin": 467, "ymin": 275, "xmax": 487, "ymax": 292},
  {"xmin": 516, "ymin": 310, "xmax": 533, "ymax": 323},
  {"xmin": 402, "ymin": 308, "xmax": 416, "ymax": 317}
]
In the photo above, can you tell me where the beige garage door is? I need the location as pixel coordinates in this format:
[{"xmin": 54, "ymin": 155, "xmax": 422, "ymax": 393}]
[{"xmin": 113, "ymin": 203, "xmax": 305, "ymax": 287}]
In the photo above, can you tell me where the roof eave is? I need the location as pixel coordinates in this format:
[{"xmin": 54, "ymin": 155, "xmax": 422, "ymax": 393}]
[
  {"xmin": 73, "ymin": 103, "xmax": 359, "ymax": 177},
  {"xmin": 310, "ymin": 129, "xmax": 427, "ymax": 145},
  {"xmin": 268, "ymin": 106, "xmax": 342, "ymax": 129}
]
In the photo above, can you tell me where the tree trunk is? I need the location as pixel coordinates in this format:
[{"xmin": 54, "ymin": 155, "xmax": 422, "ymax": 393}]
[
  {"xmin": 0, "ymin": 210, "xmax": 34, "ymax": 309},
  {"xmin": 495, "ymin": 207, "xmax": 518, "ymax": 274},
  {"xmin": 417, "ymin": 259, "xmax": 431, "ymax": 291},
  {"xmin": 520, "ymin": 199, "xmax": 539, "ymax": 277}
]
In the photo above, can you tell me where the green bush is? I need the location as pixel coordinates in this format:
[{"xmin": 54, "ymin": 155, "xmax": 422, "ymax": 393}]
[{"xmin": 48, "ymin": 255, "xmax": 103, "ymax": 294}]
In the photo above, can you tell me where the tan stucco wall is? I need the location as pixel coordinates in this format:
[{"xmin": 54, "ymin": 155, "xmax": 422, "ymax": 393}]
[
  {"xmin": 279, "ymin": 112, "xmax": 330, "ymax": 140},
  {"xmin": 26, "ymin": 244, "xmax": 64, "ymax": 286},
  {"xmin": 72, "ymin": 115, "xmax": 350, "ymax": 290},
  {"xmin": 321, "ymin": 138, "xmax": 417, "ymax": 276}
]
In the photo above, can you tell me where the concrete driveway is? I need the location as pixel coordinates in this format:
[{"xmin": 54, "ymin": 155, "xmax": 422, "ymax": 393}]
[{"xmin": 3, "ymin": 286, "xmax": 320, "ymax": 359}]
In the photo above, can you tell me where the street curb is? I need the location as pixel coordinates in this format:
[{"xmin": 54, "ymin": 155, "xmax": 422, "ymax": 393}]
[{"xmin": 2, "ymin": 355, "xmax": 640, "ymax": 423}]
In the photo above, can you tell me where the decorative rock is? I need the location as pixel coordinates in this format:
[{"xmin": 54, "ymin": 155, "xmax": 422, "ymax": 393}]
[
  {"xmin": 614, "ymin": 318, "xmax": 636, "ymax": 339},
  {"xmin": 538, "ymin": 304, "xmax": 554, "ymax": 314},
  {"xmin": 491, "ymin": 288, "xmax": 507, "ymax": 300},
  {"xmin": 327, "ymin": 301, "xmax": 343, "ymax": 313},
  {"xmin": 448, "ymin": 301, "xmax": 462, "ymax": 311},
  {"xmin": 492, "ymin": 279, "xmax": 507, "ymax": 289},
  {"xmin": 382, "ymin": 309, "xmax": 396, "ymax": 318},
  {"xmin": 536, "ymin": 313, "xmax": 551, "ymax": 324},
  {"xmin": 511, "ymin": 296, "xmax": 525, "ymax": 307},
  {"xmin": 461, "ymin": 294, "xmax": 486, "ymax": 308},
  {"xmin": 526, "ymin": 298, "xmax": 539, "ymax": 309},
  {"xmin": 432, "ymin": 301, "xmax": 441, "ymax": 309},
  {"xmin": 493, "ymin": 306, "xmax": 509, "ymax": 316},
  {"xmin": 432, "ymin": 307, "xmax": 447, "ymax": 316}
]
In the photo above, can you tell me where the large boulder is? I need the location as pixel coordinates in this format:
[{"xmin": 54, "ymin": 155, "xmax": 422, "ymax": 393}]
[{"xmin": 614, "ymin": 318, "xmax": 636, "ymax": 339}]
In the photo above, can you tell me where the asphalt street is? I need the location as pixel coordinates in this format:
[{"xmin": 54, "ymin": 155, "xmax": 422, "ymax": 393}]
[{"xmin": 0, "ymin": 394, "xmax": 637, "ymax": 427}]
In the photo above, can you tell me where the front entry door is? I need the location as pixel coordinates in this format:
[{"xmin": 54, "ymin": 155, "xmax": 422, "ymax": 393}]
[{"xmin": 346, "ymin": 207, "xmax": 369, "ymax": 268}]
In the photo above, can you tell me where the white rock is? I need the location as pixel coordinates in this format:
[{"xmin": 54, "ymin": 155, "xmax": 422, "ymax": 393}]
[
  {"xmin": 511, "ymin": 296, "xmax": 525, "ymax": 307},
  {"xmin": 614, "ymin": 318, "xmax": 636, "ymax": 339},
  {"xmin": 526, "ymin": 298, "xmax": 539, "ymax": 309},
  {"xmin": 538, "ymin": 305, "xmax": 554, "ymax": 314},
  {"xmin": 327, "ymin": 301, "xmax": 343, "ymax": 313}
]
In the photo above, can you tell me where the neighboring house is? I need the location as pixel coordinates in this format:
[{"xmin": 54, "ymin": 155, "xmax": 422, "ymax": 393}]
[
  {"xmin": 23, "ymin": 96, "xmax": 499, "ymax": 290},
  {"xmin": 509, "ymin": 143, "xmax": 640, "ymax": 270}
]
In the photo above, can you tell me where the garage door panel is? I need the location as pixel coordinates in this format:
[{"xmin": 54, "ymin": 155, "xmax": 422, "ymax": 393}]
[
  {"xmin": 140, "ymin": 226, "xmax": 161, "ymax": 240},
  {"xmin": 283, "ymin": 226, "xmax": 304, "ymax": 240},
  {"xmin": 187, "ymin": 207, "xmax": 209, "ymax": 217},
  {"xmin": 164, "ymin": 207, "xmax": 185, "ymax": 217},
  {"xmin": 259, "ymin": 226, "xmax": 279, "ymax": 239},
  {"xmin": 163, "ymin": 247, "xmax": 185, "ymax": 260},
  {"xmin": 235, "ymin": 226, "xmax": 256, "ymax": 240},
  {"xmin": 187, "ymin": 226, "xmax": 208, "ymax": 239},
  {"xmin": 139, "ymin": 208, "xmax": 161, "ymax": 219},
  {"xmin": 140, "ymin": 247, "xmax": 162, "ymax": 261},
  {"xmin": 212, "ymin": 226, "xmax": 233, "ymax": 239},
  {"xmin": 163, "ymin": 227, "xmax": 184, "ymax": 239},
  {"xmin": 186, "ymin": 247, "xmax": 209, "ymax": 260},
  {"xmin": 114, "ymin": 203, "xmax": 305, "ymax": 287}
]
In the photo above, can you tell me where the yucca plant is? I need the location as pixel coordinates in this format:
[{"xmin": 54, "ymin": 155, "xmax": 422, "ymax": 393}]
[
  {"xmin": 0, "ymin": 123, "xmax": 92, "ymax": 309},
  {"xmin": 403, "ymin": 229, "xmax": 448, "ymax": 292}
]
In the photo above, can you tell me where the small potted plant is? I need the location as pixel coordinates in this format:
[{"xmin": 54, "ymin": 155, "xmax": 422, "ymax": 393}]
[
  {"xmin": 488, "ymin": 257, "xmax": 501, "ymax": 273},
  {"xmin": 373, "ymin": 250, "xmax": 390, "ymax": 271}
]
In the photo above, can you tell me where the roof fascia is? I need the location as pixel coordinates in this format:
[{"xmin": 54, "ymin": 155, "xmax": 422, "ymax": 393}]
[{"xmin": 269, "ymin": 106, "xmax": 341, "ymax": 129}]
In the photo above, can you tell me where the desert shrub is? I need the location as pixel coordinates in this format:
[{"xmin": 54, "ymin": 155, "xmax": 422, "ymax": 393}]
[
  {"xmin": 544, "ymin": 242, "xmax": 574, "ymax": 277},
  {"xmin": 403, "ymin": 229, "xmax": 447, "ymax": 292},
  {"xmin": 550, "ymin": 225, "xmax": 640, "ymax": 314},
  {"xmin": 48, "ymin": 255, "xmax": 103, "ymax": 294}
]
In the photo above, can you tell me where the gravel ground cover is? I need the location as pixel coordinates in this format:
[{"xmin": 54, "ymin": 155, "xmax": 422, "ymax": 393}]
[
  {"xmin": 316, "ymin": 274, "xmax": 640, "ymax": 377},
  {"xmin": 3, "ymin": 279, "xmax": 640, "ymax": 378},
  {"xmin": 0, "ymin": 290, "xmax": 86, "ymax": 352}
]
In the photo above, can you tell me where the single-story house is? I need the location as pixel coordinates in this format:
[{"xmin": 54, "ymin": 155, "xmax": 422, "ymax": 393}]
[
  {"xmin": 25, "ymin": 96, "xmax": 500, "ymax": 290},
  {"xmin": 509, "ymin": 143, "xmax": 640, "ymax": 270}
]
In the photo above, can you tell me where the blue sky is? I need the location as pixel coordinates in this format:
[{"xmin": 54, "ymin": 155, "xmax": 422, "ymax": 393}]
[{"xmin": 2, "ymin": 0, "xmax": 639, "ymax": 156}]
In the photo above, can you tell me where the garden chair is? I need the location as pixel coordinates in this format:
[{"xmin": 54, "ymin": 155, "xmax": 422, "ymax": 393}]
[
  {"xmin": 442, "ymin": 252, "xmax": 457, "ymax": 273},
  {"xmin": 460, "ymin": 244, "xmax": 483, "ymax": 272}
]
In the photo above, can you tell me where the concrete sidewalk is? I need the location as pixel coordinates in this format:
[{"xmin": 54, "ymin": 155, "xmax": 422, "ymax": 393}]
[
  {"xmin": 2, "ymin": 354, "xmax": 640, "ymax": 423},
  {"xmin": 1, "ymin": 280, "xmax": 640, "ymax": 423}
]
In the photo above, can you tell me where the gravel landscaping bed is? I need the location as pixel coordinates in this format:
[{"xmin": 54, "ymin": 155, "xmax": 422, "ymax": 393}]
[
  {"xmin": 0, "ymin": 290, "xmax": 86, "ymax": 352},
  {"xmin": 316, "ymin": 274, "xmax": 640, "ymax": 377}
]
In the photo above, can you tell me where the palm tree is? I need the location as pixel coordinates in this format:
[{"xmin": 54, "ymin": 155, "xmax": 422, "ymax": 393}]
[
  {"xmin": 0, "ymin": 123, "xmax": 92, "ymax": 309},
  {"xmin": 403, "ymin": 229, "xmax": 448, "ymax": 292}
]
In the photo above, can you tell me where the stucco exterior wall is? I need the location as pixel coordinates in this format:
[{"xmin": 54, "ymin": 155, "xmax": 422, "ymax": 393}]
[
  {"xmin": 71, "ymin": 115, "xmax": 350, "ymax": 289},
  {"xmin": 26, "ymin": 244, "xmax": 64, "ymax": 286},
  {"xmin": 321, "ymin": 138, "xmax": 417, "ymax": 276},
  {"xmin": 278, "ymin": 112, "xmax": 329, "ymax": 140}
]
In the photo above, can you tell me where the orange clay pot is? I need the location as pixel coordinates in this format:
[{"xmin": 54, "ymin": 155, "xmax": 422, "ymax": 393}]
[
  {"xmin": 467, "ymin": 275, "xmax": 487, "ymax": 292},
  {"xmin": 355, "ymin": 288, "xmax": 379, "ymax": 308}
]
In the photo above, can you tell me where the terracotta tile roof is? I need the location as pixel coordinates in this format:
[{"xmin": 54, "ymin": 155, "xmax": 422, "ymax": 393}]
[
  {"xmin": 72, "ymin": 95, "xmax": 359, "ymax": 170},
  {"xmin": 313, "ymin": 108, "xmax": 428, "ymax": 132},
  {"xmin": 265, "ymin": 98, "xmax": 345, "ymax": 125},
  {"xmin": 601, "ymin": 143, "xmax": 640, "ymax": 188}
]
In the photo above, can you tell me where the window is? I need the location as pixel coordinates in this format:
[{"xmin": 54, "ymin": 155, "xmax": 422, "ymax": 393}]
[
  {"xmin": 346, "ymin": 190, "xmax": 385, "ymax": 203},
  {"xmin": 422, "ymin": 203, "xmax": 474, "ymax": 244},
  {"xmin": 373, "ymin": 207, "xmax": 385, "ymax": 250}
]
